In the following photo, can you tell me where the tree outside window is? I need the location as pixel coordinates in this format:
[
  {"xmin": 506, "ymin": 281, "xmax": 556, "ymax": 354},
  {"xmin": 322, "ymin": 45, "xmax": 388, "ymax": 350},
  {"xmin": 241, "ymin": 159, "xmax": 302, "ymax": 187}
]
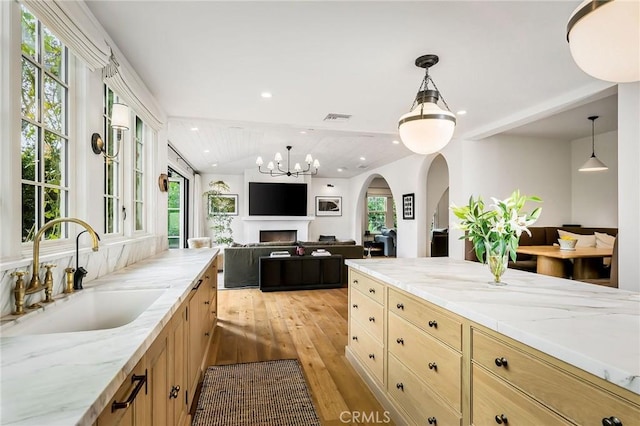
[{"xmin": 367, "ymin": 196, "xmax": 386, "ymax": 233}]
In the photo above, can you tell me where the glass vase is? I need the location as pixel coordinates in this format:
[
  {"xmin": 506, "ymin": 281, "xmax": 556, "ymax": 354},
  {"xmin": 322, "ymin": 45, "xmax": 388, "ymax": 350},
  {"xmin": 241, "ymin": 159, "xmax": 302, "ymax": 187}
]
[{"xmin": 485, "ymin": 241, "xmax": 509, "ymax": 285}]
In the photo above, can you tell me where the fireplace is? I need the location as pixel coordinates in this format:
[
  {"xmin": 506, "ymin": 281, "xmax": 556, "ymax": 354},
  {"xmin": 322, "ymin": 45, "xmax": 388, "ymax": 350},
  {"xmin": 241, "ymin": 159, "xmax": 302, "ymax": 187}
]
[
  {"xmin": 241, "ymin": 216, "xmax": 314, "ymax": 242},
  {"xmin": 260, "ymin": 230, "xmax": 297, "ymax": 242}
]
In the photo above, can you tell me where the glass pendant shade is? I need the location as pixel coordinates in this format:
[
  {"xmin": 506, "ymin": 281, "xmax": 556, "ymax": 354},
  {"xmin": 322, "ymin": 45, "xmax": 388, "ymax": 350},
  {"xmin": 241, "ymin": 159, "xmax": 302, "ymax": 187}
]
[
  {"xmin": 567, "ymin": 0, "xmax": 640, "ymax": 83},
  {"xmin": 398, "ymin": 99, "xmax": 456, "ymax": 155}
]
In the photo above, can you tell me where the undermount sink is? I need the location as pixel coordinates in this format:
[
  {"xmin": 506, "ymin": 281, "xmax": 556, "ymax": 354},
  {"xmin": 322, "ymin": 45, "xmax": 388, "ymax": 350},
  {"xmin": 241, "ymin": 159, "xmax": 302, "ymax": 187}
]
[{"xmin": 2, "ymin": 288, "xmax": 167, "ymax": 336}]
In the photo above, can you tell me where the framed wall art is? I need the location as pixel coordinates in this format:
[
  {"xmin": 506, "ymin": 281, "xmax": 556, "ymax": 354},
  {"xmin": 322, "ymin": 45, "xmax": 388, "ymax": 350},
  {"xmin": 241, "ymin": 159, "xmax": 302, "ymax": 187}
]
[
  {"xmin": 208, "ymin": 194, "xmax": 238, "ymax": 216},
  {"xmin": 402, "ymin": 193, "xmax": 415, "ymax": 220},
  {"xmin": 315, "ymin": 196, "xmax": 342, "ymax": 217}
]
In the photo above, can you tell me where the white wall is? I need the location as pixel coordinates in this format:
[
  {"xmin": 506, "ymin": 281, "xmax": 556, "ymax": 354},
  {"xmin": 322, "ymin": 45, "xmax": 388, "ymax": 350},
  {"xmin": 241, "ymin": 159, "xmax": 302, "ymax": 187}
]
[
  {"xmin": 309, "ymin": 177, "xmax": 352, "ymax": 241},
  {"xmin": 571, "ymin": 130, "xmax": 618, "ymax": 227},
  {"xmin": 199, "ymin": 173, "xmax": 245, "ymax": 242}
]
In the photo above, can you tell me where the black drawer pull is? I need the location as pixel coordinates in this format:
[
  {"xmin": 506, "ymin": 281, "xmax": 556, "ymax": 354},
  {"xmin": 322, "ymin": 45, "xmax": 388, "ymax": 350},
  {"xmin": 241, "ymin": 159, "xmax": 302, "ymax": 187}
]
[
  {"xmin": 192, "ymin": 279, "xmax": 203, "ymax": 290},
  {"xmin": 169, "ymin": 385, "xmax": 180, "ymax": 399},
  {"xmin": 602, "ymin": 417, "xmax": 623, "ymax": 426},
  {"xmin": 369, "ymin": 288, "xmax": 375, "ymax": 294},
  {"xmin": 368, "ymin": 353, "xmax": 375, "ymax": 359},
  {"xmin": 112, "ymin": 370, "xmax": 147, "ymax": 412},
  {"xmin": 495, "ymin": 414, "xmax": 508, "ymax": 424},
  {"xmin": 353, "ymin": 279, "xmax": 358, "ymax": 284},
  {"xmin": 352, "ymin": 304, "xmax": 358, "ymax": 308},
  {"xmin": 428, "ymin": 417, "xmax": 437, "ymax": 425},
  {"xmin": 428, "ymin": 320, "xmax": 438, "ymax": 328},
  {"xmin": 396, "ymin": 337, "xmax": 404, "ymax": 345},
  {"xmin": 396, "ymin": 303, "xmax": 404, "ymax": 310},
  {"xmin": 396, "ymin": 383, "xmax": 404, "ymax": 391},
  {"xmin": 368, "ymin": 316, "xmax": 375, "ymax": 322},
  {"xmin": 204, "ymin": 300, "xmax": 210, "ymax": 305},
  {"xmin": 352, "ymin": 336, "xmax": 358, "ymax": 341},
  {"xmin": 428, "ymin": 362, "xmax": 437, "ymax": 370},
  {"xmin": 494, "ymin": 357, "xmax": 508, "ymax": 367}
]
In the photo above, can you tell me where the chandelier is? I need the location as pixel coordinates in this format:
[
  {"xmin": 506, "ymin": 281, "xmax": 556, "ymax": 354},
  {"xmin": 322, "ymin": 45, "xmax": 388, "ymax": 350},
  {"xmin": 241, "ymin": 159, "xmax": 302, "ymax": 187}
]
[
  {"xmin": 256, "ymin": 145, "xmax": 320, "ymax": 177},
  {"xmin": 398, "ymin": 54, "xmax": 456, "ymax": 155}
]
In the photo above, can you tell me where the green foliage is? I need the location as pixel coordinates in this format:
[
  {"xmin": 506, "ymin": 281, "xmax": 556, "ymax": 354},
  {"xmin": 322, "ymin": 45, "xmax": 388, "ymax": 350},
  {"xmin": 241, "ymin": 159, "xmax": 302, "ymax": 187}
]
[
  {"xmin": 204, "ymin": 180, "xmax": 234, "ymax": 246},
  {"xmin": 451, "ymin": 190, "xmax": 542, "ymax": 263},
  {"xmin": 367, "ymin": 196, "xmax": 386, "ymax": 232}
]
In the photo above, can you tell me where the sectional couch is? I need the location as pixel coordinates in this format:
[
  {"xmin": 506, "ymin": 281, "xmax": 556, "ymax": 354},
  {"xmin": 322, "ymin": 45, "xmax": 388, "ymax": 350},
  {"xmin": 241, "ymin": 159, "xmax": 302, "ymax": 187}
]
[
  {"xmin": 223, "ymin": 240, "xmax": 364, "ymax": 288},
  {"xmin": 464, "ymin": 226, "xmax": 618, "ymax": 276}
]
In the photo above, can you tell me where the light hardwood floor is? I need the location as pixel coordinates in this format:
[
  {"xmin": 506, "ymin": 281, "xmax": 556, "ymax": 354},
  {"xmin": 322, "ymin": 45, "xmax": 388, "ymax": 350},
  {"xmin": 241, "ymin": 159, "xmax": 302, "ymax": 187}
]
[{"xmin": 206, "ymin": 287, "xmax": 393, "ymax": 426}]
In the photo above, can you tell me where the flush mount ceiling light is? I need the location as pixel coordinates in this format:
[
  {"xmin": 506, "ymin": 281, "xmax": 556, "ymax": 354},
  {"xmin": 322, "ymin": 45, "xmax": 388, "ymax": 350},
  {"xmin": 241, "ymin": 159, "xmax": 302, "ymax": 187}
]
[
  {"xmin": 398, "ymin": 54, "xmax": 456, "ymax": 155},
  {"xmin": 579, "ymin": 115, "xmax": 608, "ymax": 172},
  {"xmin": 91, "ymin": 103, "xmax": 130, "ymax": 160},
  {"xmin": 567, "ymin": 0, "xmax": 640, "ymax": 82},
  {"xmin": 256, "ymin": 145, "xmax": 319, "ymax": 177}
]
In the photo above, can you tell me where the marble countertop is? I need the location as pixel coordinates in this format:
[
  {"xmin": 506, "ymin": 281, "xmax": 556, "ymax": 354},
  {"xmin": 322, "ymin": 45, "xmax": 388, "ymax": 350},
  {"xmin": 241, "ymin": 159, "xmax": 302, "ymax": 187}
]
[
  {"xmin": 346, "ymin": 257, "xmax": 640, "ymax": 395},
  {"xmin": 0, "ymin": 248, "xmax": 218, "ymax": 426}
]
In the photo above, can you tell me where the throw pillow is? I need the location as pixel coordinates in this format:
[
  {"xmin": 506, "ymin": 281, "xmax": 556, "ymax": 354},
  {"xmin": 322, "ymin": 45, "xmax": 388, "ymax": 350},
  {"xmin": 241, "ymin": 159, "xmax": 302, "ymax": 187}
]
[
  {"xmin": 594, "ymin": 232, "xmax": 616, "ymax": 249},
  {"xmin": 557, "ymin": 230, "xmax": 596, "ymax": 247},
  {"xmin": 319, "ymin": 235, "xmax": 337, "ymax": 242}
]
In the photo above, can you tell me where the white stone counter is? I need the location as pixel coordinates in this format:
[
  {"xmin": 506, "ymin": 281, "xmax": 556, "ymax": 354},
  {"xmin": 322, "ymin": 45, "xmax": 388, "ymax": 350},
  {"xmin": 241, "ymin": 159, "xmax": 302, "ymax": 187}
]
[
  {"xmin": 345, "ymin": 257, "xmax": 640, "ymax": 395},
  {"xmin": 0, "ymin": 248, "xmax": 218, "ymax": 426}
]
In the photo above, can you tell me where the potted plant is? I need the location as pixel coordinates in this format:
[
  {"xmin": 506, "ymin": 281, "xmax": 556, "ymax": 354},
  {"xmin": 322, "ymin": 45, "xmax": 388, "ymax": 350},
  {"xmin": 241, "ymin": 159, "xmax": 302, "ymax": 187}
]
[
  {"xmin": 451, "ymin": 190, "xmax": 542, "ymax": 285},
  {"xmin": 205, "ymin": 180, "xmax": 234, "ymax": 246}
]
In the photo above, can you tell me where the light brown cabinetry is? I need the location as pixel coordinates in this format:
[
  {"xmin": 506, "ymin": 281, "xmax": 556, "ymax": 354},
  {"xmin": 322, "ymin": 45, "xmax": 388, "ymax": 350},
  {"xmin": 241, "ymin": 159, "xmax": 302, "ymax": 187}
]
[
  {"xmin": 347, "ymin": 266, "xmax": 640, "ymax": 426},
  {"xmin": 96, "ymin": 256, "xmax": 218, "ymax": 426}
]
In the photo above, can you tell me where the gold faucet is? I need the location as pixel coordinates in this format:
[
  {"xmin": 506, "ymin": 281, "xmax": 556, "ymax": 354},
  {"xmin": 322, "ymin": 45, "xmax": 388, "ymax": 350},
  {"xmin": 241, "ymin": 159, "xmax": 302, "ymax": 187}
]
[{"xmin": 15, "ymin": 218, "xmax": 100, "ymax": 312}]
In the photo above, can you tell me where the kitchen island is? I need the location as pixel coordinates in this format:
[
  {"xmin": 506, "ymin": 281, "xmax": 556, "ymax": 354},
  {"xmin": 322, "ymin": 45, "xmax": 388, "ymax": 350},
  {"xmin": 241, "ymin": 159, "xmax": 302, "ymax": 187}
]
[
  {"xmin": 346, "ymin": 257, "xmax": 640, "ymax": 426},
  {"xmin": 0, "ymin": 248, "xmax": 218, "ymax": 426}
]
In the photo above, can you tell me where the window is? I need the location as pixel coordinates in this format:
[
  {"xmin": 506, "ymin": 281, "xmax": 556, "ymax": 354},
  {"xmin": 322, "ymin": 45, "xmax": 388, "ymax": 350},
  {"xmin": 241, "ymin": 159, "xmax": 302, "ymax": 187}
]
[
  {"xmin": 20, "ymin": 5, "xmax": 69, "ymax": 242},
  {"xmin": 133, "ymin": 116, "xmax": 145, "ymax": 231},
  {"xmin": 367, "ymin": 196, "xmax": 386, "ymax": 233},
  {"xmin": 103, "ymin": 85, "xmax": 122, "ymax": 234},
  {"xmin": 167, "ymin": 168, "xmax": 189, "ymax": 249}
]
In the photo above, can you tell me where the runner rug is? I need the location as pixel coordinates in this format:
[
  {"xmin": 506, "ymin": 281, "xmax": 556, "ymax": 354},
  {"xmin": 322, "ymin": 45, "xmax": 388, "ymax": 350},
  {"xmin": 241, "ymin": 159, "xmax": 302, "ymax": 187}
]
[{"xmin": 192, "ymin": 359, "xmax": 321, "ymax": 426}]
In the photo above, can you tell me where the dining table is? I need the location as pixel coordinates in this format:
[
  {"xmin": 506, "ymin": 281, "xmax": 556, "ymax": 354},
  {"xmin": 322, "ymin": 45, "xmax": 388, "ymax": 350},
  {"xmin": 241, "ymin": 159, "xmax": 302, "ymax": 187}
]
[{"xmin": 515, "ymin": 245, "xmax": 613, "ymax": 279}]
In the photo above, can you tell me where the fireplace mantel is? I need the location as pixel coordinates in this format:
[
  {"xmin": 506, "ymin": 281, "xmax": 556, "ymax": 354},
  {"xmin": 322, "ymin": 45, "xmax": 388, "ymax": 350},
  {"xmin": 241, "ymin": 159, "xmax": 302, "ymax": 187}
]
[{"xmin": 241, "ymin": 216, "xmax": 315, "ymax": 242}]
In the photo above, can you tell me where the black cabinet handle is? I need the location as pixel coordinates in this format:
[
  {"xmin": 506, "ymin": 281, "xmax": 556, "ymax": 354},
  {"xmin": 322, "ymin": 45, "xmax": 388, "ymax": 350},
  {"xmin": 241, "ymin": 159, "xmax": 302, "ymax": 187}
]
[
  {"xmin": 495, "ymin": 414, "xmax": 508, "ymax": 424},
  {"xmin": 396, "ymin": 337, "xmax": 404, "ymax": 345},
  {"xmin": 368, "ymin": 353, "xmax": 375, "ymax": 359},
  {"xmin": 112, "ymin": 370, "xmax": 147, "ymax": 412},
  {"xmin": 369, "ymin": 288, "xmax": 375, "ymax": 294},
  {"xmin": 428, "ymin": 362, "xmax": 437, "ymax": 370},
  {"xmin": 428, "ymin": 320, "xmax": 438, "ymax": 328},
  {"xmin": 396, "ymin": 303, "xmax": 404, "ymax": 310},
  {"xmin": 352, "ymin": 336, "xmax": 358, "ymax": 341},
  {"xmin": 205, "ymin": 332, "xmax": 210, "ymax": 337},
  {"xmin": 169, "ymin": 385, "xmax": 180, "ymax": 399},
  {"xmin": 602, "ymin": 417, "xmax": 623, "ymax": 426},
  {"xmin": 368, "ymin": 316, "xmax": 375, "ymax": 322},
  {"xmin": 428, "ymin": 417, "xmax": 437, "ymax": 425},
  {"xmin": 494, "ymin": 357, "xmax": 508, "ymax": 367},
  {"xmin": 352, "ymin": 304, "xmax": 358, "ymax": 308},
  {"xmin": 353, "ymin": 279, "xmax": 358, "ymax": 284},
  {"xmin": 204, "ymin": 300, "xmax": 210, "ymax": 305},
  {"xmin": 396, "ymin": 383, "xmax": 404, "ymax": 391},
  {"xmin": 192, "ymin": 279, "xmax": 203, "ymax": 290}
]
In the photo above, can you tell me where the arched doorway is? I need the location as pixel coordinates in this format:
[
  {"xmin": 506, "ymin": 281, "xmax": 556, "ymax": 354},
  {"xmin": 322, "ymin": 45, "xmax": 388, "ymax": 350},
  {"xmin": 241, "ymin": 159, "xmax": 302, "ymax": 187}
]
[{"xmin": 426, "ymin": 154, "xmax": 449, "ymax": 256}]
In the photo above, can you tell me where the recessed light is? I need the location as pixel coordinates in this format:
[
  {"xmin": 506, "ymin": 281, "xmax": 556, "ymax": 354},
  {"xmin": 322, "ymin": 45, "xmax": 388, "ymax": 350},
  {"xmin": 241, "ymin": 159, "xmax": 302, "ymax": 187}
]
[
  {"xmin": 300, "ymin": 130, "xmax": 307, "ymax": 134},
  {"xmin": 457, "ymin": 110, "xmax": 467, "ymax": 115},
  {"xmin": 261, "ymin": 92, "xmax": 272, "ymax": 98},
  {"xmin": 204, "ymin": 149, "xmax": 210, "ymax": 153},
  {"xmin": 337, "ymin": 168, "xmax": 343, "ymax": 172},
  {"xmin": 392, "ymin": 140, "xmax": 400, "ymax": 145},
  {"xmin": 190, "ymin": 127, "xmax": 198, "ymax": 131},
  {"xmin": 212, "ymin": 163, "xmax": 217, "ymax": 167},
  {"xmin": 360, "ymin": 156, "xmax": 366, "ymax": 161}
]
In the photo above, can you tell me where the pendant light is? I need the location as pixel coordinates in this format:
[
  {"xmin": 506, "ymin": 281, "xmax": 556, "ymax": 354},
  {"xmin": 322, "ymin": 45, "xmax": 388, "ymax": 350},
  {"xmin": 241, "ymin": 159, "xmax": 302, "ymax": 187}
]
[
  {"xmin": 579, "ymin": 116, "xmax": 608, "ymax": 172},
  {"xmin": 398, "ymin": 54, "xmax": 456, "ymax": 155},
  {"xmin": 566, "ymin": 0, "xmax": 640, "ymax": 83}
]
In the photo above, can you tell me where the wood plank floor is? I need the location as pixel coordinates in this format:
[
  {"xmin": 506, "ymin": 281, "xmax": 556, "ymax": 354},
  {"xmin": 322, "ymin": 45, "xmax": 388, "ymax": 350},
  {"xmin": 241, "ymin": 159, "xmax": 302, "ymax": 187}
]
[{"xmin": 206, "ymin": 287, "xmax": 393, "ymax": 426}]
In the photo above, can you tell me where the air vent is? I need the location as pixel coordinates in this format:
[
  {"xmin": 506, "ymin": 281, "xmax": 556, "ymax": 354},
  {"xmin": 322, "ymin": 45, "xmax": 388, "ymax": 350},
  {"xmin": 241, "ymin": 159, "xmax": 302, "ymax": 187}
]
[{"xmin": 323, "ymin": 113, "xmax": 352, "ymax": 122}]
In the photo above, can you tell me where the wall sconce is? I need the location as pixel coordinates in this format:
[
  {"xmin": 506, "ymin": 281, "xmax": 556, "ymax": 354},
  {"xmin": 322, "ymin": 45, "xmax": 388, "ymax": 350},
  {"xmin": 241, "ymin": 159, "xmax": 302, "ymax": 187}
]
[{"xmin": 91, "ymin": 103, "xmax": 130, "ymax": 159}]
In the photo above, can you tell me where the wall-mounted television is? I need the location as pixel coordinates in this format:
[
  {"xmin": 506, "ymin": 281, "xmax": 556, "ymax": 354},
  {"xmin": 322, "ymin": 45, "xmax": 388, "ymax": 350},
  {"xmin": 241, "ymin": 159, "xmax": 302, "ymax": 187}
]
[{"xmin": 248, "ymin": 182, "xmax": 307, "ymax": 216}]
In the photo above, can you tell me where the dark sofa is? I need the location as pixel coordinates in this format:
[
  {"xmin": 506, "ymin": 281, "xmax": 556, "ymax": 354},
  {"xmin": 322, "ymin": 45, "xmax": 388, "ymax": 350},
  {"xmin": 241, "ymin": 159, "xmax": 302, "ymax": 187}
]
[
  {"xmin": 224, "ymin": 241, "xmax": 364, "ymax": 288},
  {"xmin": 464, "ymin": 226, "xmax": 618, "ymax": 274}
]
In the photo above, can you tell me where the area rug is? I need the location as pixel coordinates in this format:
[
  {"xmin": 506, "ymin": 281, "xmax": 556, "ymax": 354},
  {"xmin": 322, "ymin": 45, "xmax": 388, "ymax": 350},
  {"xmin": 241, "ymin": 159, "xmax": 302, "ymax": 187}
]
[{"xmin": 192, "ymin": 359, "xmax": 321, "ymax": 426}]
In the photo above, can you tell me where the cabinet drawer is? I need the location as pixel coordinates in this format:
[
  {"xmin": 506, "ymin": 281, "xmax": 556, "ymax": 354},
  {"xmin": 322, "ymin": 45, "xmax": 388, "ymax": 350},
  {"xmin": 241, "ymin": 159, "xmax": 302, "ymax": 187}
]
[
  {"xmin": 472, "ymin": 329, "xmax": 640, "ymax": 425},
  {"xmin": 349, "ymin": 319, "xmax": 384, "ymax": 383},
  {"xmin": 388, "ymin": 354, "xmax": 461, "ymax": 426},
  {"xmin": 97, "ymin": 358, "xmax": 148, "ymax": 426},
  {"xmin": 388, "ymin": 312, "xmax": 461, "ymax": 411},
  {"xmin": 472, "ymin": 364, "xmax": 572, "ymax": 426},
  {"xmin": 350, "ymin": 288, "xmax": 384, "ymax": 342},
  {"xmin": 350, "ymin": 269, "xmax": 385, "ymax": 305},
  {"xmin": 389, "ymin": 288, "xmax": 461, "ymax": 350}
]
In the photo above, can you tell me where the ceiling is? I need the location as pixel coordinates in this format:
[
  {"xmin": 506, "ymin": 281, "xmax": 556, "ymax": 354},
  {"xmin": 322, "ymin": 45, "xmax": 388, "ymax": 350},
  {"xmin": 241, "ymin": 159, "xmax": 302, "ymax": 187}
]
[{"xmin": 86, "ymin": 1, "xmax": 618, "ymax": 178}]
